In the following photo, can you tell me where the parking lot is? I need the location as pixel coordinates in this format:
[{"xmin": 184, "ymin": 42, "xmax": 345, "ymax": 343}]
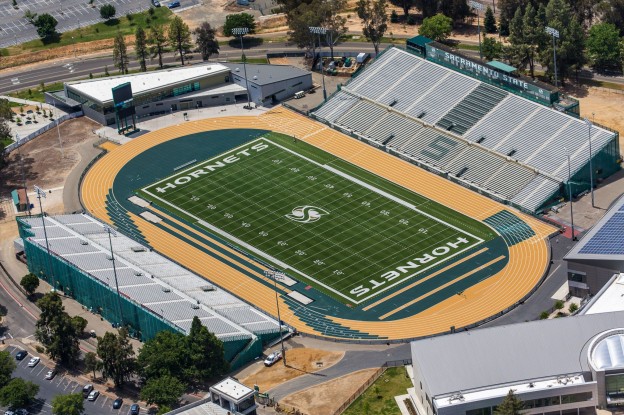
[
  {"xmin": 4, "ymin": 345, "xmax": 146, "ymax": 415},
  {"xmin": 0, "ymin": 0, "xmax": 202, "ymax": 48}
]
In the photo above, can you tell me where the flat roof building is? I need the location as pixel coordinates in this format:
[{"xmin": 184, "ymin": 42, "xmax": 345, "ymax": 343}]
[{"xmin": 409, "ymin": 311, "xmax": 624, "ymax": 415}]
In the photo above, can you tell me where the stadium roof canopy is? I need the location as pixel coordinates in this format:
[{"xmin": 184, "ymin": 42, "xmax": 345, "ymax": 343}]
[
  {"xmin": 66, "ymin": 63, "xmax": 230, "ymax": 104},
  {"xmin": 222, "ymin": 63, "xmax": 310, "ymax": 86},
  {"xmin": 20, "ymin": 214, "xmax": 280, "ymax": 340},
  {"xmin": 487, "ymin": 60, "xmax": 516, "ymax": 73},
  {"xmin": 411, "ymin": 310, "xmax": 624, "ymax": 397},
  {"xmin": 565, "ymin": 194, "xmax": 624, "ymax": 261}
]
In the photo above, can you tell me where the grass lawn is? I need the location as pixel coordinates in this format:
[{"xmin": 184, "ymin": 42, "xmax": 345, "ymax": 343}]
[
  {"xmin": 139, "ymin": 132, "xmax": 492, "ymax": 304},
  {"xmin": 343, "ymin": 367, "xmax": 413, "ymax": 415},
  {"xmin": 5, "ymin": 7, "xmax": 172, "ymax": 56},
  {"xmin": 8, "ymin": 82, "xmax": 65, "ymax": 103},
  {"xmin": 0, "ymin": 138, "xmax": 13, "ymax": 147}
]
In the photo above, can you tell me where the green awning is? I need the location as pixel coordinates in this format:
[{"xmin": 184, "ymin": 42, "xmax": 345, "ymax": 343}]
[
  {"xmin": 487, "ymin": 60, "xmax": 517, "ymax": 73},
  {"xmin": 11, "ymin": 190, "xmax": 19, "ymax": 205}
]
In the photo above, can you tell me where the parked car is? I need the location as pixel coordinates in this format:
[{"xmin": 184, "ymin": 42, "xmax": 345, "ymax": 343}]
[
  {"xmin": 82, "ymin": 384, "xmax": 93, "ymax": 398},
  {"xmin": 130, "ymin": 404, "xmax": 140, "ymax": 415},
  {"xmin": 87, "ymin": 390, "xmax": 99, "ymax": 401},
  {"xmin": 27, "ymin": 357, "xmax": 40, "ymax": 367},
  {"xmin": 167, "ymin": 0, "xmax": 180, "ymax": 7},
  {"xmin": 152, "ymin": 0, "xmax": 161, "ymax": 6},
  {"xmin": 45, "ymin": 370, "xmax": 56, "ymax": 380},
  {"xmin": 5, "ymin": 409, "xmax": 28, "ymax": 415},
  {"xmin": 15, "ymin": 350, "xmax": 27, "ymax": 361},
  {"xmin": 113, "ymin": 398, "xmax": 123, "ymax": 409},
  {"xmin": 264, "ymin": 351, "xmax": 282, "ymax": 367}
]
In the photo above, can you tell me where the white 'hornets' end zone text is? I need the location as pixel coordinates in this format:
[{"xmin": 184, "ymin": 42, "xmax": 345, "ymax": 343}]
[
  {"xmin": 350, "ymin": 236, "xmax": 471, "ymax": 297},
  {"xmin": 154, "ymin": 141, "xmax": 270, "ymax": 193}
]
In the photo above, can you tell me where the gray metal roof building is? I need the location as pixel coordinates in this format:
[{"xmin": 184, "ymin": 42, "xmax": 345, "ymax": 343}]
[{"xmin": 409, "ymin": 311, "xmax": 624, "ymax": 415}]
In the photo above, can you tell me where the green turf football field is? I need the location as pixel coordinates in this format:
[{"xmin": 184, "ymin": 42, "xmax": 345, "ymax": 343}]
[{"xmin": 140, "ymin": 133, "xmax": 497, "ymax": 304}]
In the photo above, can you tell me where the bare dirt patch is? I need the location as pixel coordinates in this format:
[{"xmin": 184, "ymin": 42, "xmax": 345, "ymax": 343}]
[
  {"xmin": 574, "ymin": 87, "xmax": 624, "ymax": 154},
  {"xmin": 240, "ymin": 348, "xmax": 344, "ymax": 393},
  {"xmin": 279, "ymin": 368, "xmax": 379, "ymax": 415},
  {"xmin": 0, "ymin": 117, "xmax": 100, "ymax": 203}
]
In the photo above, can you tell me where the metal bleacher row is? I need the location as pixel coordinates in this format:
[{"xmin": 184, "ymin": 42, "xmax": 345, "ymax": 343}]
[{"xmin": 312, "ymin": 47, "xmax": 618, "ymax": 212}]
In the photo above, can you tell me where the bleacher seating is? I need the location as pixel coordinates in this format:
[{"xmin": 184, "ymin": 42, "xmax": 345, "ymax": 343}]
[
  {"xmin": 312, "ymin": 46, "xmax": 618, "ymax": 212},
  {"xmin": 437, "ymin": 84, "xmax": 508, "ymax": 134}
]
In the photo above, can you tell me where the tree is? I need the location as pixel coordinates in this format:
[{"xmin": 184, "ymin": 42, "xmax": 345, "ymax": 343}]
[
  {"xmin": 33, "ymin": 13, "xmax": 58, "ymax": 42},
  {"xmin": 70, "ymin": 316, "xmax": 88, "ymax": 335},
  {"xmin": 414, "ymin": 0, "xmax": 439, "ymax": 18},
  {"xmin": 135, "ymin": 26, "xmax": 148, "ymax": 72},
  {"xmin": 113, "ymin": 31, "xmax": 129, "ymax": 74},
  {"xmin": 390, "ymin": 0, "xmax": 416, "ymax": 18},
  {"xmin": 482, "ymin": 36, "xmax": 504, "ymax": 60},
  {"xmin": 100, "ymin": 4, "xmax": 116, "ymax": 20},
  {"xmin": 0, "ymin": 351, "xmax": 16, "ymax": 388},
  {"xmin": 52, "ymin": 393, "xmax": 84, "ymax": 415},
  {"xmin": 222, "ymin": 13, "xmax": 256, "ymax": 37},
  {"xmin": 286, "ymin": 0, "xmax": 323, "ymax": 55},
  {"xmin": 168, "ymin": 16, "xmax": 192, "ymax": 65},
  {"xmin": 484, "ymin": 6, "xmax": 496, "ymax": 32},
  {"xmin": 137, "ymin": 330, "xmax": 187, "ymax": 381},
  {"xmin": 321, "ymin": 0, "xmax": 348, "ymax": 59},
  {"xmin": 20, "ymin": 273, "xmax": 39, "ymax": 296},
  {"xmin": 96, "ymin": 328, "xmax": 136, "ymax": 387},
  {"xmin": 499, "ymin": 12, "xmax": 510, "ymax": 36},
  {"xmin": 185, "ymin": 316, "xmax": 228, "ymax": 382},
  {"xmin": 419, "ymin": 13, "xmax": 452, "ymax": 42},
  {"xmin": 494, "ymin": 389, "xmax": 524, "ymax": 415},
  {"xmin": 84, "ymin": 352, "xmax": 100, "ymax": 380},
  {"xmin": 597, "ymin": 0, "xmax": 624, "ymax": 35},
  {"xmin": 23, "ymin": 9, "xmax": 37, "ymax": 23},
  {"xmin": 0, "ymin": 99, "xmax": 13, "ymax": 120},
  {"xmin": 587, "ymin": 23, "xmax": 622, "ymax": 71},
  {"xmin": 0, "ymin": 378, "xmax": 39, "ymax": 409},
  {"xmin": 148, "ymin": 26, "xmax": 167, "ymax": 69},
  {"xmin": 356, "ymin": 0, "xmax": 388, "ymax": 55},
  {"xmin": 194, "ymin": 22, "xmax": 219, "ymax": 61},
  {"xmin": 140, "ymin": 375, "xmax": 185, "ymax": 408},
  {"xmin": 35, "ymin": 293, "xmax": 80, "ymax": 364}
]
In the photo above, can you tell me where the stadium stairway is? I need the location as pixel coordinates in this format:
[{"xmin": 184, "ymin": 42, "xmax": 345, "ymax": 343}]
[
  {"xmin": 436, "ymin": 84, "xmax": 508, "ymax": 135},
  {"xmin": 105, "ymin": 190, "xmax": 148, "ymax": 246},
  {"xmin": 483, "ymin": 210, "xmax": 536, "ymax": 246},
  {"xmin": 282, "ymin": 297, "xmax": 383, "ymax": 340}
]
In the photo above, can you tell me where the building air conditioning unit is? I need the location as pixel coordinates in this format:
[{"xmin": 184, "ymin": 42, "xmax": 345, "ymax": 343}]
[
  {"xmin": 201, "ymin": 285, "xmax": 216, "ymax": 292},
  {"xmin": 134, "ymin": 271, "xmax": 143, "ymax": 276},
  {"xmin": 162, "ymin": 287, "xmax": 171, "ymax": 293},
  {"xmin": 80, "ymin": 240, "xmax": 89, "ymax": 246},
  {"xmin": 131, "ymin": 246, "xmax": 146, "ymax": 252},
  {"xmin": 191, "ymin": 304, "xmax": 200, "ymax": 309}
]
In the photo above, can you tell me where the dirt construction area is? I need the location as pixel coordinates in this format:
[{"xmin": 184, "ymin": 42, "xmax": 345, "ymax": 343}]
[
  {"xmin": 0, "ymin": 117, "xmax": 101, "ymax": 219},
  {"xmin": 576, "ymin": 87, "xmax": 624, "ymax": 154},
  {"xmin": 240, "ymin": 348, "xmax": 344, "ymax": 393}
]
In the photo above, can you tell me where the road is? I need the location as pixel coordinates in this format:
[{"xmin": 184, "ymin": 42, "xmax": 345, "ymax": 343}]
[{"xmin": 0, "ymin": 41, "xmax": 383, "ymax": 95}]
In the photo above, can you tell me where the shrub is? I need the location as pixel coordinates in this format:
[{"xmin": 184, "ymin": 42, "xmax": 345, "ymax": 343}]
[
  {"xmin": 539, "ymin": 311, "xmax": 549, "ymax": 319},
  {"xmin": 390, "ymin": 10, "xmax": 399, "ymax": 23},
  {"xmin": 407, "ymin": 14, "xmax": 417, "ymax": 25},
  {"xmin": 554, "ymin": 299, "xmax": 564, "ymax": 310},
  {"xmin": 569, "ymin": 303, "xmax": 579, "ymax": 313}
]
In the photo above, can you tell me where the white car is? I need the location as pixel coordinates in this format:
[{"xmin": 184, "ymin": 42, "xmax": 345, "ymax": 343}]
[
  {"xmin": 27, "ymin": 357, "xmax": 40, "ymax": 367},
  {"xmin": 5, "ymin": 410, "xmax": 28, "ymax": 415},
  {"xmin": 87, "ymin": 390, "xmax": 100, "ymax": 401},
  {"xmin": 45, "ymin": 370, "xmax": 56, "ymax": 380},
  {"xmin": 264, "ymin": 351, "xmax": 282, "ymax": 367}
]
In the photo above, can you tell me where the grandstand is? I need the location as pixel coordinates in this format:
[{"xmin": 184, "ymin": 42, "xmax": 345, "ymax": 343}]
[
  {"xmin": 17, "ymin": 213, "xmax": 282, "ymax": 368},
  {"xmin": 312, "ymin": 47, "xmax": 620, "ymax": 213}
]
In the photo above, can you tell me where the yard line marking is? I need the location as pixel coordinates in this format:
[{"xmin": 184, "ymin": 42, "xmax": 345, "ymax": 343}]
[
  {"xmin": 379, "ymin": 255, "xmax": 506, "ymax": 320},
  {"xmin": 362, "ymin": 247, "xmax": 489, "ymax": 311}
]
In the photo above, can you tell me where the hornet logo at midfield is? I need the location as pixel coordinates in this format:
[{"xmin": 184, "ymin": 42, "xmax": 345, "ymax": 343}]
[{"xmin": 285, "ymin": 206, "xmax": 329, "ymax": 223}]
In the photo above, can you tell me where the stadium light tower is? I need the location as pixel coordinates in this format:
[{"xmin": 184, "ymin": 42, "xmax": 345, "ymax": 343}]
[
  {"xmin": 264, "ymin": 269, "xmax": 287, "ymax": 366},
  {"xmin": 545, "ymin": 26, "xmax": 560, "ymax": 88},
  {"xmin": 232, "ymin": 27, "xmax": 252, "ymax": 110},
  {"xmin": 564, "ymin": 149, "xmax": 576, "ymax": 241},
  {"xmin": 103, "ymin": 224, "xmax": 125, "ymax": 327},
  {"xmin": 34, "ymin": 185, "xmax": 55, "ymax": 289},
  {"xmin": 468, "ymin": 1, "xmax": 484, "ymax": 60},
  {"xmin": 309, "ymin": 26, "xmax": 328, "ymax": 101},
  {"xmin": 584, "ymin": 118, "xmax": 595, "ymax": 208}
]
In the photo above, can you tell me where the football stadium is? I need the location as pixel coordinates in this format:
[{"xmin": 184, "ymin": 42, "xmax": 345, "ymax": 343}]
[{"xmin": 21, "ymin": 40, "xmax": 621, "ymax": 368}]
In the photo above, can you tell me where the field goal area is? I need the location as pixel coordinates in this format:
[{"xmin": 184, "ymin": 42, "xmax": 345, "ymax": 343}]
[{"xmin": 140, "ymin": 133, "xmax": 498, "ymax": 305}]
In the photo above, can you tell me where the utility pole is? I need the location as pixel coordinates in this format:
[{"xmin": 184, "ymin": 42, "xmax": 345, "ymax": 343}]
[
  {"xmin": 34, "ymin": 185, "xmax": 55, "ymax": 288},
  {"xmin": 309, "ymin": 26, "xmax": 328, "ymax": 101},
  {"xmin": 565, "ymin": 150, "xmax": 576, "ymax": 241},
  {"xmin": 232, "ymin": 27, "xmax": 252, "ymax": 110},
  {"xmin": 469, "ymin": 1, "xmax": 484, "ymax": 60},
  {"xmin": 103, "ymin": 225, "xmax": 124, "ymax": 327},
  {"xmin": 264, "ymin": 270, "xmax": 287, "ymax": 366},
  {"xmin": 584, "ymin": 118, "xmax": 595, "ymax": 208},
  {"xmin": 545, "ymin": 27, "xmax": 560, "ymax": 88}
]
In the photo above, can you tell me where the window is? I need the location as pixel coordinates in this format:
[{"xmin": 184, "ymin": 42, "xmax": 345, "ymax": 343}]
[
  {"xmin": 156, "ymin": 103, "xmax": 163, "ymax": 106},
  {"xmin": 561, "ymin": 392, "xmax": 592, "ymax": 404},
  {"xmin": 466, "ymin": 407, "xmax": 491, "ymax": 415}
]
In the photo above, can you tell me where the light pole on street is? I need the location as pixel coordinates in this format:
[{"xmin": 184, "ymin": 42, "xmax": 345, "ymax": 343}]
[
  {"xmin": 309, "ymin": 26, "xmax": 328, "ymax": 101},
  {"xmin": 564, "ymin": 149, "xmax": 576, "ymax": 241},
  {"xmin": 34, "ymin": 185, "xmax": 56, "ymax": 288},
  {"xmin": 468, "ymin": 1, "xmax": 484, "ymax": 60},
  {"xmin": 545, "ymin": 26, "xmax": 560, "ymax": 88},
  {"xmin": 264, "ymin": 269, "xmax": 287, "ymax": 366},
  {"xmin": 584, "ymin": 117, "xmax": 595, "ymax": 208},
  {"xmin": 232, "ymin": 27, "xmax": 252, "ymax": 110}
]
